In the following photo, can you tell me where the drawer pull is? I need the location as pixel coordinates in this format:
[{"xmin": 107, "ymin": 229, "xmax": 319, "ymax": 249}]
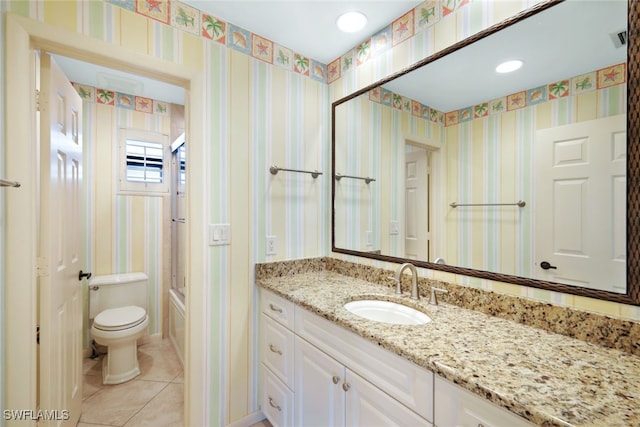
[
  {"xmin": 342, "ymin": 382, "xmax": 350, "ymax": 392},
  {"xmin": 332, "ymin": 375, "xmax": 340, "ymax": 384},
  {"xmin": 269, "ymin": 344, "xmax": 282, "ymax": 355},
  {"xmin": 268, "ymin": 397, "xmax": 282, "ymax": 412},
  {"xmin": 269, "ymin": 304, "xmax": 283, "ymax": 313}
]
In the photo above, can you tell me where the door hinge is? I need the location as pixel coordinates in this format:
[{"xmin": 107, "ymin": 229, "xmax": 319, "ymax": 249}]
[
  {"xmin": 35, "ymin": 89, "xmax": 40, "ymax": 111},
  {"xmin": 36, "ymin": 257, "xmax": 49, "ymax": 277},
  {"xmin": 36, "ymin": 325, "xmax": 40, "ymax": 345}
]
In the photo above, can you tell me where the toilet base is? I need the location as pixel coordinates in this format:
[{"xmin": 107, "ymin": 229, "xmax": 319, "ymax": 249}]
[{"xmin": 101, "ymin": 341, "xmax": 141, "ymax": 385}]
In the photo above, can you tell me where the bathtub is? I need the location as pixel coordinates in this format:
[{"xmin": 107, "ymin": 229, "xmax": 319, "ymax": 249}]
[{"xmin": 169, "ymin": 287, "xmax": 185, "ymax": 367}]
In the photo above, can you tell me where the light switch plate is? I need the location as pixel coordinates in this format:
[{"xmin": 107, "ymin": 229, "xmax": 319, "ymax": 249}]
[
  {"xmin": 390, "ymin": 221, "xmax": 399, "ymax": 235},
  {"xmin": 209, "ymin": 224, "xmax": 231, "ymax": 246}
]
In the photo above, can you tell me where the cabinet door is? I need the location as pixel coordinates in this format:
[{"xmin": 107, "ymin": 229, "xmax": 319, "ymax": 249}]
[
  {"xmin": 434, "ymin": 376, "xmax": 534, "ymax": 427},
  {"xmin": 345, "ymin": 370, "xmax": 431, "ymax": 427},
  {"xmin": 294, "ymin": 336, "xmax": 346, "ymax": 427}
]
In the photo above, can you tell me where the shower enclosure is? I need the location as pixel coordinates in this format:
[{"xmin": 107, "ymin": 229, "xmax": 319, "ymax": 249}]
[{"xmin": 169, "ymin": 133, "xmax": 186, "ymax": 366}]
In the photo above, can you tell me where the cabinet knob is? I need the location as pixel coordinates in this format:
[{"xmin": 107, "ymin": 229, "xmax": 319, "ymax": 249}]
[
  {"xmin": 269, "ymin": 344, "xmax": 282, "ymax": 356},
  {"xmin": 342, "ymin": 382, "xmax": 350, "ymax": 392},
  {"xmin": 269, "ymin": 303, "xmax": 283, "ymax": 313},
  {"xmin": 268, "ymin": 397, "xmax": 281, "ymax": 412},
  {"xmin": 332, "ymin": 375, "xmax": 340, "ymax": 384}
]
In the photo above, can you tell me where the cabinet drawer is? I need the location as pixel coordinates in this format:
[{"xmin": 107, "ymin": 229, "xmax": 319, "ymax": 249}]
[
  {"xmin": 261, "ymin": 314, "xmax": 294, "ymax": 389},
  {"xmin": 261, "ymin": 366, "xmax": 294, "ymax": 427},
  {"xmin": 261, "ymin": 289, "xmax": 295, "ymax": 330},
  {"xmin": 434, "ymin": 376, "xmax": 534, "ymax": 427},
  {"xmin": 295, "ymin": 306, "xmax": 433, "ymax": 422}
]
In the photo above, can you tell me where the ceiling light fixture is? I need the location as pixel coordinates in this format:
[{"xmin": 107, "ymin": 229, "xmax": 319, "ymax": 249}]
[
  {"xmin": 336, "ymin": 11, "xmax": 367, "ymax": 33},
  {"xmin": 496, "ymin": 60, "xmax": 523, "ymax": 73}
]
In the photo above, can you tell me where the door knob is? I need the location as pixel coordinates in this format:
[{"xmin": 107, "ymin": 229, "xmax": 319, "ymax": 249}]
[
  {"xmin": 540, "ymin": 261, "xmax": 557, "ymax": 270},
  {"xmin": 78, "ymin": 270, "xmax": 92, "ymax": 281}
]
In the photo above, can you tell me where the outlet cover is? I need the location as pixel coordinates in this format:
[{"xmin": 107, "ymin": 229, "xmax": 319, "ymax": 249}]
[
  {"xmin": 365, "ymin": 230, "xmax": 372, "ymax": 246},
  {"xmin": 266, "ymin": 235, "xmax": 277, "ymax": 255}
]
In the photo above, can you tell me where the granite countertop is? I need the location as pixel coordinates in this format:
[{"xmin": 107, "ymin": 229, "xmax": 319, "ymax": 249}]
[{"xmin": 257, "ymin": 270, "xmax": 640, "ymax": 427}]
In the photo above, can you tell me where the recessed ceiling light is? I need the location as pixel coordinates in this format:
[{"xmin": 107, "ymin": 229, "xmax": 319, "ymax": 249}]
[
  {"xmin": 336, "ymin": 11, "xmax": 367, "ymax": 33},
  {"xmin": 496, "ymin": 60, "xmax": 523, "ymax": 73}
]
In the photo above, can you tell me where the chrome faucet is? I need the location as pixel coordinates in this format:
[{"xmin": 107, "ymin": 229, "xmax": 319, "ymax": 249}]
[{"xmin": 395, "ymin": 263, "xmax": 419, "ymax": 300}]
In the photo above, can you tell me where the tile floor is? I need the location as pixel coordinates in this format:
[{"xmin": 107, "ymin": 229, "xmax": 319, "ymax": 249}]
[
  {"xmin": 79, "ymin": 339, "xmax": 184, "ymax": 427},
  {"xmin": 80, "ymin": 338, "xmax": 273, "ymax": 427}
]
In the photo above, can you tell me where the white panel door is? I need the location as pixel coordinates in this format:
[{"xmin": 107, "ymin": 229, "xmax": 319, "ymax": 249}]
[
  {"xmin": 294, "ymin": 336, "xmax": 346, "ymax": 427},
  {"xmin": 405, "ymin": 149, "xmax": 429, "ymax": 260},
  {"xmin": 535, "ymin": 115, "xmax": 626, "ymax": 291},
  {"xmin": 39, "ymin": 53, "xmax": 84, "ymax": 426}
]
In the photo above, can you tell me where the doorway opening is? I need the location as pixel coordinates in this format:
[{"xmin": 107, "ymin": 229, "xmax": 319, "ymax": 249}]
[{"xmin": 5, "ymin": 14, "xmax": 206, "ymax": 426}]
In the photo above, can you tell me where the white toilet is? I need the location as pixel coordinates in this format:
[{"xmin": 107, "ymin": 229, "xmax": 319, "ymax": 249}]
[{"xmin": 89, "ymin": 272, "xmax": 149, "ymax": 385}]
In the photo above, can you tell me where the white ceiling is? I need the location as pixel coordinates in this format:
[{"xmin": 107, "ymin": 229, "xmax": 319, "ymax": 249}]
[
  {"xmin": 383, "ymin": 0, "xmax": 627, "ymax": 111},
  {"xmin": 181, "ymin": 0, "xmax": 422, "ymax": 64},
  {"xmin": 53, "ymin": 54, "xmax": 186, "ymax": 105},
  {"xmin": 55, "ymin": 0, "xmax": 627, "ymax": 111}
]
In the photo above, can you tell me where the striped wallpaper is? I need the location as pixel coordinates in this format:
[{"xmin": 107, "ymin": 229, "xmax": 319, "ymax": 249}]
[{"xmin": 2, "ymin": 1, "xmax": 640, "ymax": 426}]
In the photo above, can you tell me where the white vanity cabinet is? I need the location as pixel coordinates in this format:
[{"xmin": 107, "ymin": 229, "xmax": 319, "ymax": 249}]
[
  {"xmin": 260, "ymin": 288, "xmax": 433, "ymax": 426},
  {"xmin": 434, "ymin": 375, "xmax": 535, "ymax": 427},
  {"xmin": 260, "ymin": 288, "xmax": 533, "ymax": 427}
]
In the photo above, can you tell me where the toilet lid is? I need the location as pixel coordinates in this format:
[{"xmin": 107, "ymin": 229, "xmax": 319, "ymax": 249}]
[{"xmin": 94, "ymin": 306, "xmax": 146, "ymax": 331}]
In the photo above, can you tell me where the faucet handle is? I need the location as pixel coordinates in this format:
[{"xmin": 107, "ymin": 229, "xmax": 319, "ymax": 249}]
[
  {"xmin": 429, "ymin": 287, "xmax": 448, "ymax": 305},
  {"xmin": 388, "ymin": 276, "xmax": 402, "ymax": 295}
]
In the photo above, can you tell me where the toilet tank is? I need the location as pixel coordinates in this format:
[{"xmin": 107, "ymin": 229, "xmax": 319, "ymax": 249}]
[{"xmin": 88, "ymin": 272, "xmax": 148, "ymax": 319}]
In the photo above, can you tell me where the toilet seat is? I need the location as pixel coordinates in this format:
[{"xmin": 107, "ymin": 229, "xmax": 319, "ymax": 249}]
[{"xmin": 93, "ymin": 305, "xmax": 146, "ymax": 331}]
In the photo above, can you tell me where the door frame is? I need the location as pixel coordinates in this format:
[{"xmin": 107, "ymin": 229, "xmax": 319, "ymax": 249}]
[{"xmin": 5, "ymin": 13, "xmax": 208, "ymax": 426}]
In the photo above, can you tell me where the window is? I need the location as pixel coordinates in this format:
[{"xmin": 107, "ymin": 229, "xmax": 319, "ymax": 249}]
[{"xmin": 119, "ymin": 129, "xmax": 169, "ymax": 193}]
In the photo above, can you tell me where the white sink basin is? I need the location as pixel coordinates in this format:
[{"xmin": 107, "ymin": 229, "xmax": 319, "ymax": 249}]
[{"xmin": 344, "ymin": 299, "xmax": 431, "ymax": 325}]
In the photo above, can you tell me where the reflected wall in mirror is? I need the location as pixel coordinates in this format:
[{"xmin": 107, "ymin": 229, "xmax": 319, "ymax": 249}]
[{"xmin": 332, "ymin": 0, "xmax": 640, "ymax": 305}]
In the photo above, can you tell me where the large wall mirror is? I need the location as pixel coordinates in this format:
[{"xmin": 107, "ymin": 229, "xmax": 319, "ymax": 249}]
[{"xmin": 332, "ymin": 0, "xmax": 640, "ymax": 305}]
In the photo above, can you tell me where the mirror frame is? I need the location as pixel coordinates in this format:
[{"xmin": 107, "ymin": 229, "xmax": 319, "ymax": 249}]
[{"xmin": 331, "ymin": 0, "xmax": 640, "ymax": 305}]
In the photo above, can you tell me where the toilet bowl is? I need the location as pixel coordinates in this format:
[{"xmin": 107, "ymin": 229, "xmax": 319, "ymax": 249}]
[
  {"xmin": 88, "ymin": 273, "xmax": 149, "ymax": 385},
  {"xmin": 91, "ymin": 306, "xmax": 149, "ymax": 384}
]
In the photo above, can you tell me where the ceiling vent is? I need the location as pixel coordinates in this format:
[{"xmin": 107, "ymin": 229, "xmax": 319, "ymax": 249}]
[
  {"xmin": 96, "ymin": 72, "xmax": 144, "ymax": 95},
  {"xmin": 610, "ymin": 30, "xmax": 627, "ymax": 48}
]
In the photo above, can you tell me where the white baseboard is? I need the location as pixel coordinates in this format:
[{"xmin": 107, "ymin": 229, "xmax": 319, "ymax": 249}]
[{"xmin": 225, "ymin": 411, "xmax": 266, "ymax": 427}]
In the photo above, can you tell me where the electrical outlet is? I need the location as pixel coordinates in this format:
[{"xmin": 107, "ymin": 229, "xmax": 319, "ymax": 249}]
[
  {"xmin": 266, "ymin": 235, "xmax": 277, "ymax": 255},
  {"xmin": 365, "ymin": 231, "xmax": 372, "ymax": 247}
]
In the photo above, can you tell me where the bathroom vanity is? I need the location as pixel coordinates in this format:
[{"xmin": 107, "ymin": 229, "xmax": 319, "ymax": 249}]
[{"xmin": 256, "ymin": 259, "xmax": 640, "ymax": 427}]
